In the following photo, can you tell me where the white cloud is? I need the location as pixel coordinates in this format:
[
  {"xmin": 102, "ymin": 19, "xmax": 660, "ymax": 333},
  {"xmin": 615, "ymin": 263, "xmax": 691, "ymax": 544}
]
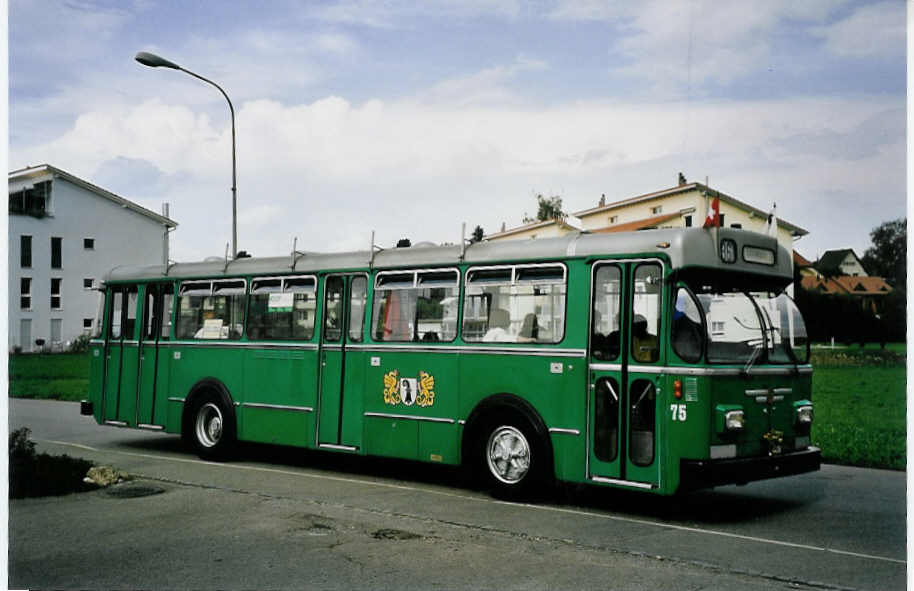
[
  {"xmin": 312, "ymin": 32, "xmax": 361, "ymax": 56},
  {"xmin": 814, "ymin": 1, "xmax": 906, "ymax": 58},
  {"xmin": 12, "ymin": 89, "xmax": 903, "ymax": 261},
  {"xmin": 9, "ymin": 1, "xmax": 904, "ymax": 263},
  {"xmin": 419, "ymin": 55, "xmax": 548, "ymax": 106},
  {"xmin": 299, "ymin": 0, "xmax": 523, "ymax": 28},
  {"xmin": 549, "ymin": 0, "xmax": 855, "ymax": 92}
]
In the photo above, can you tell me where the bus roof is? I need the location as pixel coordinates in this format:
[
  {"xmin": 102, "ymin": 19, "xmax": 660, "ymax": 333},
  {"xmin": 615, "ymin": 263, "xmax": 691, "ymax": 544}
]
[{"xmin": 104, "ymin": 227, "xmax": 793, "ymax": 285}]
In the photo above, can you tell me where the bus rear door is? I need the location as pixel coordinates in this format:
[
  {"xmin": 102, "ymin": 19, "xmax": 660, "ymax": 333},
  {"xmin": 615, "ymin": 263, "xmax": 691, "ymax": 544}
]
[
  {"xmin": 102, "ymin": 284, "xmax": 139, "ymax": 426},
  {"xmin": 588, "ymin": 261, "xmax": 663, "ymax": 490}
]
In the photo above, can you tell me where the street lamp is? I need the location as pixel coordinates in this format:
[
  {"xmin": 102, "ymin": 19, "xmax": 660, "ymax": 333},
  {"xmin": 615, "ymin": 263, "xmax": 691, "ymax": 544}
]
[{"xmin": 135, "ymin": 51, "xmax": 239, "ymax": 258}]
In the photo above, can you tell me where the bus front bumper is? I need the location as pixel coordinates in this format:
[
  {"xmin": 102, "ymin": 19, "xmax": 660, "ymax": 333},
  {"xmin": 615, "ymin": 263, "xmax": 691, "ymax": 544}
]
[{"xmin": 679, "ymin": 446, "xmax": 821, "ymax": 492}]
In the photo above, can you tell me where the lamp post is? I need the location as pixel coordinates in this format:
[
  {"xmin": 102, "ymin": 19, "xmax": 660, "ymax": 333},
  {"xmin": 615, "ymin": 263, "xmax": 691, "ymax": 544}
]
[{"xmin": 135, "ymin": 51, "xmax": 238, "ymax": 258}]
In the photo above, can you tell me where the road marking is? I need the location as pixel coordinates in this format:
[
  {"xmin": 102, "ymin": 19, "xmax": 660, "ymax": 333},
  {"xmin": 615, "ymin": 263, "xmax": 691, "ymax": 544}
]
[{"xmin": 43, "ymin": 438, "xmax": 905, "ymax": 566}]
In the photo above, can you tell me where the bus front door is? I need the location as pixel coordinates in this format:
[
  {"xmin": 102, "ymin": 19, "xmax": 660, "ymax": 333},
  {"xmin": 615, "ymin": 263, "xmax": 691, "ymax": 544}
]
[
  {"xmin": 102, "ymin": 285, "xmax": 139, "ymax": 426},
  {"xmin": 136, "ymin": 283, "xmax": 173, "ymax": 428},
  {"xmin": 317, "ymin": 274, "xmax": 368, "ymax": 450},
  {"xmin": 588, "ymin": 261, "xmax": 663, "ymax": 490}
]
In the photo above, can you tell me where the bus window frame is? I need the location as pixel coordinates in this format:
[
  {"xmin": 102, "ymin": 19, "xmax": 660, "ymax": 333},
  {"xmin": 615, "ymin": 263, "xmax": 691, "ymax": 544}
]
[
  {"xmin": 630, "ymin": 262, "xmax": 663, "ymax": 365},
  {"xmin": 370, "ymin": 267, "xmax": 460, "ymax": 343},
  {"xmin": 247, "ymin": 274, "xmax": 318, "ymax": 342},
  {"xmin": 176, "ymin": 278, "xmax": 248, "ymax": 341},
  {"xmin": 670, "ymin": 283, "xmax": 707, "ymax": 364},
  {"xmin": 462, "ymin": 262, "xmax": 568, "ymax": 345}
]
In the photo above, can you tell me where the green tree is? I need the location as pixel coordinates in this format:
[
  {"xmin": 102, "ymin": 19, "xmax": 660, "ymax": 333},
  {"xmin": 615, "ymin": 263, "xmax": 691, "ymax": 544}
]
[
  {"xmin": 862, "ymin": 218, "xmax": 906, "ymax": 287},
  {"xmin": 523, "ymin": 193, "xmax": 565, "ymax": 223},
  {"xmin": 535, "ymin": 194, "xmax": 564, "ymax": 221},
  {"xmin": 471, "ymin": 225, "xmax": 484, "ymax": 243}
]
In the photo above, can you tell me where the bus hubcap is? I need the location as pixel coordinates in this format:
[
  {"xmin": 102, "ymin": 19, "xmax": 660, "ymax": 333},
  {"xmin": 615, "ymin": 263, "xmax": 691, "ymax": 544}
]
[
  {"xmin": 486, "ymin": 425, "xmax": 531, "ymax": 484},
  {"xmin": 195, "ymin": 403, "xmax": 223, "ymax": 448}
]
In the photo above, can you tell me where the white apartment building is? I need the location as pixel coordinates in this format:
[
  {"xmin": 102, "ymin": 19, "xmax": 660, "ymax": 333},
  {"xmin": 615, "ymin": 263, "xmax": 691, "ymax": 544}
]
[
  {"xmin": 486, "ymin": 175, "xmax": 808, "ymax": 255},
  {"xmin": 9, "ymin": 164, "xmax": 177, "ymax": 352}
]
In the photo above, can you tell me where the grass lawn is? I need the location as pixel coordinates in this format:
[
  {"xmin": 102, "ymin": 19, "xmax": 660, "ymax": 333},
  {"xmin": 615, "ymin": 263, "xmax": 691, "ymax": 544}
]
[
  {"xmin": 8, "ymin": 353, "xmax": 90, "ymax": 402},
  {"xmin": 810, "ymin": 347, "xmax": 906, "ymax": 470}
]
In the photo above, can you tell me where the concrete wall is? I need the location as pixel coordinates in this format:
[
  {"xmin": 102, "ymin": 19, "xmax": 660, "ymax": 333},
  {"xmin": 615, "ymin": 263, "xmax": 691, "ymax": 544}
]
[{"xmin": 9, "ymin": 173, "xmax": 167, "ymax": 351}]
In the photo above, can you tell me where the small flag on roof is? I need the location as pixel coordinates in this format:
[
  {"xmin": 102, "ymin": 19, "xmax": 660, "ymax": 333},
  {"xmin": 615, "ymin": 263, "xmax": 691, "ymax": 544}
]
[
  {"xmin": 703, "ymin": 196, "xmax": 720, "ymax": 229},
  {"xmin": 766, "ymin": 203, "xmax": 778, "ymax": 237}
]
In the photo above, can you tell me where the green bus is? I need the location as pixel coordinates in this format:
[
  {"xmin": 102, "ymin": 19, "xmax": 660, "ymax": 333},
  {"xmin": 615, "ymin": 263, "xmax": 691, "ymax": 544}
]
[{"xmin": 84, "ymin": 227, "xmax": 820, "ymax": 496}]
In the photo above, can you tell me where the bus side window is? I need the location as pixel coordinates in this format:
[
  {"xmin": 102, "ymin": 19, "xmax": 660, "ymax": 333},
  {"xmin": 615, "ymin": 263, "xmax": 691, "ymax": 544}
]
[
  {"xmin": 324, "ymin": 276, "xmax": 344, "ymax": 342},
  {"xmin": 372, "ymin": 270, "xmax": 459, "ymax": 342},
  {"xmin": 592, "ymin": 265, "xmax": 621, "ymax": 360},
  {"xmin": 161, "ymin": 289, "xmax": 174, "ymax": 341},
  {"xmin": 463, "ymin": 264, "xmax": 566, "ymax": 344},
  {"xmin": 671, "ymin": 287, "xmax": 704, "ymax": 363},
  {"xmin": 631, "ymin": 264, "xmax": 661, "ymax": 363},
  {"xmin": 123, "ymin": 288, "xmax": 138, "ymax": 340},
  {"xmin": 108, "ymin": 289, "xmax": 124, "ymax": 339},
  {"xmin": 176, "ymin": 280, "xmax": 245, "ymax": 340},
  {"xmin": 348, "ymin": 276, "xmax": 367, "ymax": 343},
  {"xmin": 248, "ymin": 276, "xmax": 316, "ymax": 341}
]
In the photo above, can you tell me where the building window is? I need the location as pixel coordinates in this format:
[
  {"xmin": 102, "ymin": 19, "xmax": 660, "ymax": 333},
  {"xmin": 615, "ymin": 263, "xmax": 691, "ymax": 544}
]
[
  {"xmin": 684, "ymin": 215, "xmax": 692, "ymax": 227},
  {"xmin": 50, "ymin": 319, "xmax": 62, "ymax": 344},
  {"xmin": 719, "ymin": 214, "xmax": 726, "ymax": 227},
  {"xmin": 51, "ymin": 237, "xmax": 62, "ymax": 269},
  {"xmin": 20, "ymin": 278, "xmax": 31, "ymax": 310},
  {"xmin": 20, "ymin": 235, "xmax": 32, "ymax": 268},
  {"xmin": 83, "ymin": 318, "xmax": 93, "ymax": 334},
  {"xmin": 9, "ymin": 181, "xmax": 50, "ymax": 218},
  {"xmin": 83, "ymin": 238, "xmax": 95, "ymax": 250},
  {"xmin": 51, "ymin": 278, "xmax": 62, "ymax": 309},
  {"xmin": 651, "ymin": 205, "xmax": 663, "ymax": 215},
  {"xmin": 609, "ymin": 215, "xmax": 618, "ymax": 224},
  {"xmin": 83, "ymin": 278, "xmax": 94, "ymax": 290}
]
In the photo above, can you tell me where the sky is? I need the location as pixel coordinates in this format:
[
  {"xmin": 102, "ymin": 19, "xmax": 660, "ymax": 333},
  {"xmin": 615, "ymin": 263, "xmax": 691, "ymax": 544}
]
[{"xmin": 9, "ymin": 0, "xmax": 907, "ymax": 263}]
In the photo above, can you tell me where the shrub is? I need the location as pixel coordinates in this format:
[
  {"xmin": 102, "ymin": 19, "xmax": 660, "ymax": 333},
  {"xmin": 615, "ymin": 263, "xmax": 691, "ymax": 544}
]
[
  {"xmin": 69, "ymin": 334, "xmax": 91, "ymax": 353},
  {"xmin": 9, "ymin": 427, "xmax": 96, "ymax": 498}
]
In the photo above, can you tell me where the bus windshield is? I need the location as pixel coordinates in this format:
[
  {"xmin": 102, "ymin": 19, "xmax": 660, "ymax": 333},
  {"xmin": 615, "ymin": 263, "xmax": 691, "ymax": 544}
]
[{"xmin": 693, "ymin": 288, "xmax": 808, "ymax": 365}]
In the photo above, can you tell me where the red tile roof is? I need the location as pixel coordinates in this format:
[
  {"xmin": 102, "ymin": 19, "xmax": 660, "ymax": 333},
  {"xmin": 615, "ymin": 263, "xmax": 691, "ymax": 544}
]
[
  {"xmin": 800, "ymin": 275, "xmax": 893, "ymax": 295},
  {"xmin": 832, "ymin": 276, "xmax": 893, "ymax": 295},
  {"xmin": 793, "ymin": 251, "xmax": 814, "ymax": 267},
  {"xmin": 590, "ymin": 212, "xmax": 682, "ymax": 233}
]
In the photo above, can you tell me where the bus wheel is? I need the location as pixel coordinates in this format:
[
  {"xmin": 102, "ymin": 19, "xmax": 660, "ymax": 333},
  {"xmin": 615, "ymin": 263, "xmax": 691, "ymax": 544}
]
[
  {"xmin": 480, "ymin": 417, "xmax": 548, "ymax": 499},
  {"xmin": 190, "ymin": 396, "xmax": 235, "ymax": 460}
]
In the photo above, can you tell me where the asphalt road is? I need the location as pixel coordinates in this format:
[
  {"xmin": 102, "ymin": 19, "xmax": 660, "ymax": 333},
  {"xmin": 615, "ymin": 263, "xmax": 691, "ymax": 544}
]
[{"xmin": 9, "ymin": 399, "xmax": 907, "ymax": 590}]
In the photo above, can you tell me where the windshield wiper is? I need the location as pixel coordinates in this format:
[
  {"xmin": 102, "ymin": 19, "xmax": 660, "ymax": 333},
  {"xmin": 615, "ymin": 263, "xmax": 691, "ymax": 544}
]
[{"xmin": 743, "ymin": 344, "xmax": 763, "ymax": 376}]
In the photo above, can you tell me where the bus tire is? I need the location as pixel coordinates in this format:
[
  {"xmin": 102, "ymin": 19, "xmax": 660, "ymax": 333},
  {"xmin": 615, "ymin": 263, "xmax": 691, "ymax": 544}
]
[
  {"xmin": 187, "ymin": 393, "xmax": 236, "ymax": 461},
  {"xmin": 477, "ymin": 412, "xmax": 551, "ymax": 500}
]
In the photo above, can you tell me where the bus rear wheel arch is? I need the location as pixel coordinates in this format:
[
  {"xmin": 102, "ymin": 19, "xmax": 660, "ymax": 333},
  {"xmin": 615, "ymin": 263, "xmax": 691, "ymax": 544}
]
[
  {"xmin": 182, "ymin": 380, "xmax": 237, "ymax": 461},
  {"xmin": 464, "ymin": 395, "xmax": 554, "ymax": 499}
]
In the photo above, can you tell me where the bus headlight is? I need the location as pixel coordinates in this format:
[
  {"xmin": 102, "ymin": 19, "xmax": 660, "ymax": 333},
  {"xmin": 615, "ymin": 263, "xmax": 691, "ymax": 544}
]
[
  {"xmin": 715, "ymin": 405, "xmax": 745, "ymax": 434},
  {"xmin": 725, "ymin": 410, "xmax": 745, "ymax": 431}
]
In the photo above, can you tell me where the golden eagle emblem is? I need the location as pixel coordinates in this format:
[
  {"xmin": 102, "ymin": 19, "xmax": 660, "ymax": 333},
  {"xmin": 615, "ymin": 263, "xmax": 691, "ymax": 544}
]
[
  {"xmin": 383, "ymin": 370, "xmax": 401, "ymax": 405},
  {"xmin": 417, "ymin": 371, "xmax": 435, "ymax": 407}
]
